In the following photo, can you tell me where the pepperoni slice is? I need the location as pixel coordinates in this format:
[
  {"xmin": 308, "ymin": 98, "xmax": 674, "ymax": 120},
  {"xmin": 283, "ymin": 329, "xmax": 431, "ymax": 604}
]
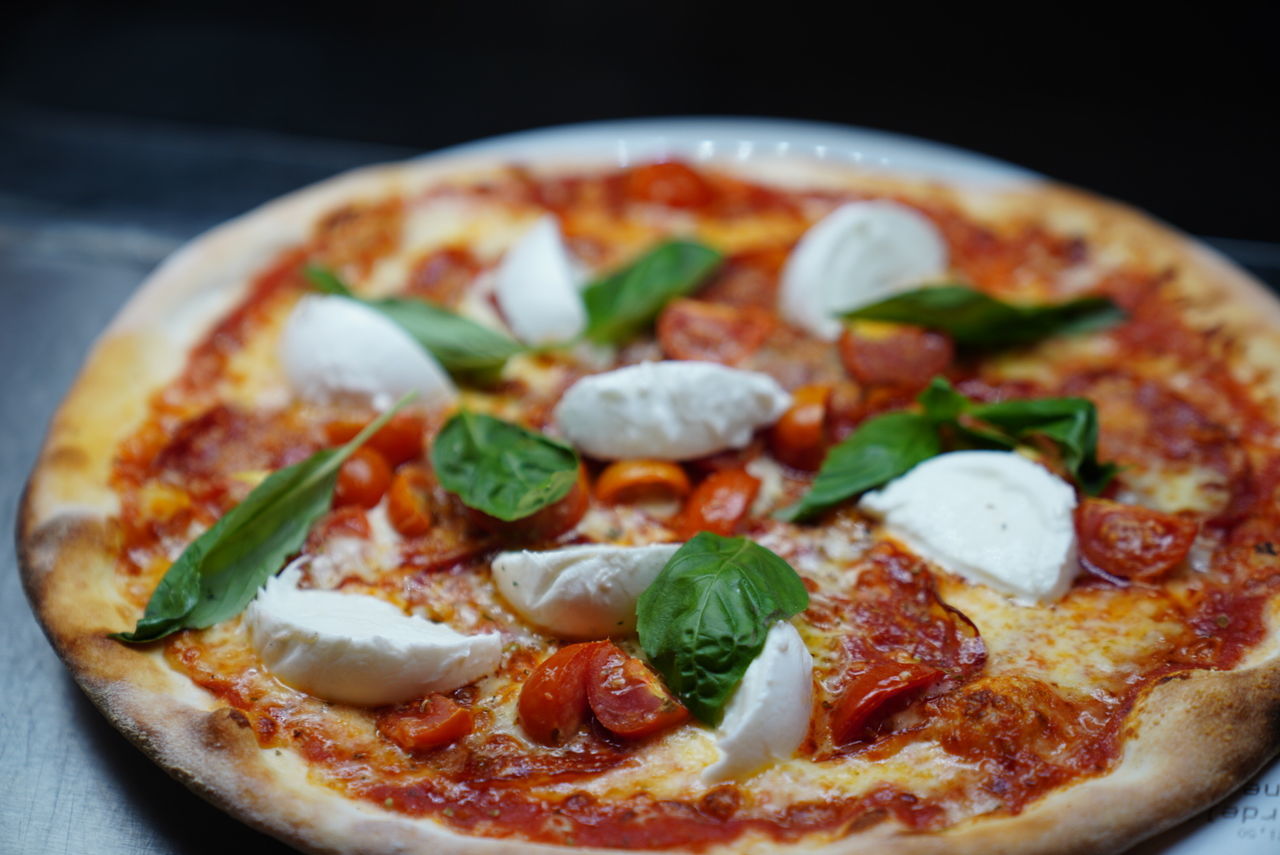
[
  {"xmin": 837, "ymin": 324, "xmax": 954, "ymax": 393},
  {"xmin": 585, "ymin": 643, "xmax": 689, "ymax": 739},
  {"xmin": 657, "ymin": 299, "xmax": 776, "ymax": 365},
  {"xmin": 1076, "ymin": 498, "xmax": 1198, "ymax": 581},
  {"xmin": 377, "ymin": 694, "xmax": 474, "ymax": 752}
]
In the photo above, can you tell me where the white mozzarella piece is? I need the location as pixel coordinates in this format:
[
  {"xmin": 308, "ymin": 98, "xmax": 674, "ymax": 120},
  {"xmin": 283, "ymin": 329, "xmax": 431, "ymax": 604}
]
[
  {"xmin": 246, "ymin": 563, "xmax": 501, "ymax": 706},
  {"xmin": 553, "ymin": 361, "xmax": 791, "ymax": 460},
  {"xmin": 703, "ymin": 621, "xmax": 814, "ymax": 783},
  {"xmin": 492, "ymin": 543, "xmax": 680, "ymax": 639},
  {"xmin": 279, "ymin": 294, "xmax": 456, "ymax": 410},
  {"xmin": 779, "ymin": 201, "xmax": 948, "ymax": 339},
  {"xmin": 860, "ymin": 451, "xmax": 1079, "ymax": 604},
  {"xmin": 493, "ymin": 216, "xmax": 587, "ymax": 345}
]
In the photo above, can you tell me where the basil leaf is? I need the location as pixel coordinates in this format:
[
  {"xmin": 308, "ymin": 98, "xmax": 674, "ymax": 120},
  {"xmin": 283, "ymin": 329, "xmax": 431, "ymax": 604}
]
[
  {"xmin": 969, "ymin": 397, "xmax": 1117, "ymax": 494},
  {"xmin": 775, "ymin": 411, "xmax": 941, "ymax": 522},
  {"xmin": 114, "ymin": 399, "xmax": 410, "ymax": 643},
  {"xmin": 430, "ymin": 412, "xmax": 580, "ymax": 521},
  {"xmin": 305, "ymin": 266, "xmax": 522, "ymax": 380},
  {"xmin": 779, "ymin": 377, "xmax": 1118, "ymax": 520},
  {"xmin": 581, "ymin": 240, "xmax": 722, "ymax": 343},
  {"xmin": 636, "ymin": 533, "xmax": 809, "ymax": 725},
  {"xmin": 844, "ymin": 285, "xmax": 1124, "ymax": 348}
]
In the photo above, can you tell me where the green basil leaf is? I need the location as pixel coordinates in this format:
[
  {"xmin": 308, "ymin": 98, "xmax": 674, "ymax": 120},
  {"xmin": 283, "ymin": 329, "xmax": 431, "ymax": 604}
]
[
  {"xmin": 969, "ymin": 397, "xmax": 1117, "ymax": 494},
  {"xmin": 779, "ymin": 377, "xmax": 1118, "ymax": 519},
  {"xmin": 636, "ymin": 533, "xmax": 809, "ymax": 725},
  {"xmin": 430, "ymin": 411, "xmax": 580, "ymax": 521},
  {"xmin": 581, "ymin": 240, "xmax": 722, "ymax": 343},
  {"xmin": 775, "ymin": 411, "xmax": 941, "ymax": 522},
  {"xmin": 844, "ymin": 285, "xmax": 1125, "ymax": 348},
  {"xmin": 114, "ymin": 398, "xmax": 410, "ymax": 643},
  {"xmin": 305, "ymin": 266, "xmax": 522, "ymax": 380}
]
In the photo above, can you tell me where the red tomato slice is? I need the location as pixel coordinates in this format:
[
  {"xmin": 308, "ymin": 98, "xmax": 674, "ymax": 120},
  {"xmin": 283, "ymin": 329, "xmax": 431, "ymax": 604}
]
[
  {"xmin": 838, "ymin": 324, "xmax": 954, "ymax": 393},
  {"xmin": 829, "ymin": 661, "xmax": 942, "ymax": 746},
  {"xmin": 377, "ymin": 694, "xmax": 474, "ymax": 751},
  {"xmin": 1076, "ymin": 498, "xmax": 1198, "ymax": 581},
  {"xmin": 518, "ymin": 641, "xmax": 606, "ymax": 745},
  {"xmin": 676, "ymin": 468, "xmax": 761, "ymax": 538},
  {"xmin": 585, "ymin": 643, "xmax": 689, "ymax": 739},
  {"xmin": 657, "ymin": 298, "xmax": 776, "ymax": 365}
]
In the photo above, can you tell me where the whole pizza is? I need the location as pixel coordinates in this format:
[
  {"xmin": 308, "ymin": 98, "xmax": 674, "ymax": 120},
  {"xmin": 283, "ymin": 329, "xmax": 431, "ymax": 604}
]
[{"xmin": 19, "ymin": 135, "xmax": 1280, "ymax": 855}]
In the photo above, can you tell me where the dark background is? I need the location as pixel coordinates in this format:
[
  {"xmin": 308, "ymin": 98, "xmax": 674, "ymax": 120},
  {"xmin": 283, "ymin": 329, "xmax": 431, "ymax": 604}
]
[{"xmin": 3, "ymin": 1, "xmax": 1278, "ymax": 241}]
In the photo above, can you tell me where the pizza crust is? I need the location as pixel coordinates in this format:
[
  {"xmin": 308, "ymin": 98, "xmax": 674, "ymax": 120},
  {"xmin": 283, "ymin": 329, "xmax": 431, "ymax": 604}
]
[{"xmin": 19, "ymin": 151, "xmax": 1280, "ymax": 855}]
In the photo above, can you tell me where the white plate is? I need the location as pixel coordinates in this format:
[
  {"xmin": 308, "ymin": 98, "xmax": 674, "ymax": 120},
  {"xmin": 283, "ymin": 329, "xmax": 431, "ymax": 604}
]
[{"xmin": 433, "ymin": 116, "xmax": 1038, "ymax": 184}]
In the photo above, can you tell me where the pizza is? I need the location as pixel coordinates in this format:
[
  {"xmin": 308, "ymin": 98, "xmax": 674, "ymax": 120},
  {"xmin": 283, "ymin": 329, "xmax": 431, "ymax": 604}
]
[{"xmin": 18, "ymin": 145, "xmax": 1280, "ymax": 855}]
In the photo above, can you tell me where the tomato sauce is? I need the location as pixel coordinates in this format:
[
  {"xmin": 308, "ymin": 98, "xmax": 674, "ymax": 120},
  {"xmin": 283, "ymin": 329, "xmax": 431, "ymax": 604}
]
[{"xmin": 113, "ymin": 162, "xmax": 1280, "ymax": 848}]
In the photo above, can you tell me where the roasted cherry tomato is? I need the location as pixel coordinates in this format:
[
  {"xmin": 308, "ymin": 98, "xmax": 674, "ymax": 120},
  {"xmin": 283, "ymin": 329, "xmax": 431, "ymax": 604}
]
[
  {"xmin": 469, "ymin": 465, "xmax": 590, "ymax": 543},
  {"xmin": 333, "ymin": 446, "xmax": 392, "ymax": 508},
  {"xmin": 387, "ymin": 464, "xmax": 433, "ymax": 537},
  {"xmin": 518, "ymin": 641, "xmax": 606, "ymax": 745},
  {"xmin": 677, "ymin": 468, "xmax": 761, "ymax": 538},
  {"xmin": 595, "ymin": 460, "xmax": 691, "ymax": 505},
  {"xmin": 1076, "ymin": 498, "xmax": 1198, "ymax": 581},
  {"xmin": 324, "ymin": 411, "xmax": 427, "ymax": 468},
  {"xmin": 829, "ymin": 661, "xmax": 942, "ymax": 746},
  {"xmin": 585, "ymin": 642, "xmax": 689, "ymax": 738},
  {"xmin": 305, "ymin": 505, "xmax": 371, "ymax": 551},
  {"xmin": 768, "ymin": 384, "xmax": 830, "ymax": 471},
  {"xmin": 377, "ymin": 694, "xmax": 474, "ymax": 751},
  {"xmin": 657, "ymin": 299, "xmax": 776, "ymax": 365},
  {"xmin": 837, "ymin": 323, "xmax": 954, "ymax": 393},
  {"xmin": 624, "ymin": 162, "xmax": 713, "ymax": 209}
]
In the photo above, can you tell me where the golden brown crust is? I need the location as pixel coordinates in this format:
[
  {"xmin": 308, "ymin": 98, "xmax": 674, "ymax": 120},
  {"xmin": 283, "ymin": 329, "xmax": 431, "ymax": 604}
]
[{"xmin": 19, "ymin": 151, "xmax": 1280, "ymax": 855}]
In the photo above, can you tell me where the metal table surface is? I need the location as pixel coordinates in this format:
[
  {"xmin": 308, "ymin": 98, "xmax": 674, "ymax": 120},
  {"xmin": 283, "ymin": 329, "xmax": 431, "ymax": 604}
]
[{"xmin": 3, "ymin": 108, "xmax": 1279, "ymax": 855}]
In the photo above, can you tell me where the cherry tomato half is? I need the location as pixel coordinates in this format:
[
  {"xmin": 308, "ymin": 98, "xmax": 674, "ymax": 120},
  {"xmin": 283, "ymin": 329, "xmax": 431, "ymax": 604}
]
[
  {"xmin": 334, "ymin": 446, "xmax": 392, "ymax": 509},
  {"xmin": 1076, "ymin": 498, "xmax": 1198, "ymax": 581},
  {"xmin": 325, "ymin": 411, "xmax": 427, "ymax": 468},
  {"xmin": 518, "ymin": 641, "xmax": 605, "ymax": 745},
  {"xmin": 387, "ymin": 464, "xmax": 433, "ymax": 537},
  {"xmin": 585, "ymin": 643, "xmax": 689, "ymax": 739},
  {"xmin": 768, "ymin": 384, "xmax": 830, "ymax": 471},
  {"xmin": 677, "ymin": 468, "xmax": 761, "ymax": 538},
  {"xmin": 377, "ymin": 694, "xmax": 474, "ymax": 752},
  {"xmin": 595, "ymin": 460, "xmax": 691, "ymax": 505},
  {"xmin": 829, "ymin": 661, "xmax": 942, "ymax": 746}
]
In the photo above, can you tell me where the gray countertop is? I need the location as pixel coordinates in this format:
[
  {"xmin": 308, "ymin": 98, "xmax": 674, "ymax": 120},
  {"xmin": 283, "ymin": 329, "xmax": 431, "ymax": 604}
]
[{"xmin": 3, "ymin": 108, "xmax": 1278, "ymax": 855}]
